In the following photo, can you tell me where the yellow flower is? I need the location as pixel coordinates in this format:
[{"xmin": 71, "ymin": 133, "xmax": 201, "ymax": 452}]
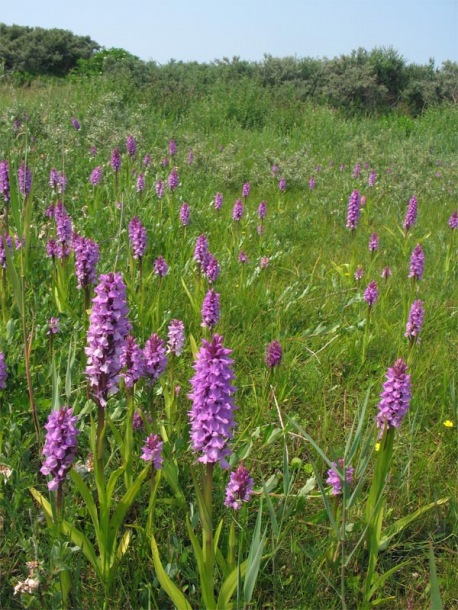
[
  {"xmin": 375, "ymin": 442, "xmax": 381, "ymax": 452},
  {"xmin": 443, "ymin": 420, "xmax": 454, "ymax": 428}
]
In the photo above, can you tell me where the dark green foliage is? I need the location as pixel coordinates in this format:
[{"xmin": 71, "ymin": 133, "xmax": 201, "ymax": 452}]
[
  {"xmin": 1, "ymin": 24, "xmax": 457, "ymax": 117},
  {"xmin": 0, "ymin": 23, "xmax": 99, "ymax": 77}
]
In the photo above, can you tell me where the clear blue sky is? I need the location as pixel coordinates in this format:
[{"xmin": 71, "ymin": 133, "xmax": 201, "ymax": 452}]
[{"xmin": 2, "ymin": 0, "xmax": 457, "ymax": 66}]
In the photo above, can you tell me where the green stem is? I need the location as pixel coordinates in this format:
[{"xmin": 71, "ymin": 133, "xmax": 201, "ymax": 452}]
[
  {"xmin": 4, "ymin": 202, "xmax": 9, "ymax": 236},
  {"xmin": 54, "ymin": 483, "xmax": 72, "ymax": 608},
  {"xmin": 444, "ymin": 230, "xmax": 454, "ymax": 275},
  {"xmin": 22, "ymin": 279, "xmax": 40, "ymax": 448},
  {"xmin": 203, "ymin": 463, "xmax": 214, "ymax": 566},
  {"xmin": 202, "ymin": 463, "xmax": 216, "ymax": 609},
  {"xmin": 124, "ymin": 387, "xmax": 134, "ymax": 488},
  {"xmin": 1, "ymin": 268, "xmax": 7, "ymax": 323},
  {"xmin": 363, "ymin": 427, "xmax": 395, "ymax": 607},
  {"xmin": 84, "ymin": 286, "xmax": 91, "ymax": 312},
  {"xmin": 146, "ymin": 469, "xmax": 161, "ymax": 537},
  {"xmin": 56, "ymin": 483, "xmax": 64, "ymax": 518},
  {"xmin": 97, "ymin": 403, "xmax": 106, "ymax": 475},
  {"xmin": 361, "ymin": 305, "xmax": 372, "ymax": 364},
  {"xmin": 340, "ymin": 478, "xmax": 347, "ymax": 610},
  {"xmin": 227, "ymin": 520, "xmax": 236, "ymax": 573}
]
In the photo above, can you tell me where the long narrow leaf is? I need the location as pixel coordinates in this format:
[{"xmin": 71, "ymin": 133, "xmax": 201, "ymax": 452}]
[
  {"xmin": 65, "ymin": 336, "xmax": 77, "ymax": 401},
  {"xmin": 244, "ymin": 529, "xmax": 267, "ymax": 605},
  {"xmin": 378, "ymin": 498, "xmax": 448, "ymax": 551},
  {"xmin": 51, "ymin": 358, "xmax": 61, "ymax": 412},
  {"xmin": 346, "ymin": 385, "xmax": 372, "ymax": 462},
  {"xmin": 368, "ymin": 559, "xmax": 410, "ymax": 599},
  {"xmin": 429, "ymin": 540, "xmax": 443, "ymax": 610},
  {"xmin": 106, "ymin": 465, "xmax": 126, "ymax": 510},
  {"xmin": 263, "ymin": 483, "xmax": 279, "ymax": 537},
  {"xmin": 185, "ymin": 515, "xmax": 216, "ymax": 609},
  {"xmin": 244, "ymin": 499, "xmax": 266, "ymax": 604},
  {"xmin": 185, "ymin": 514, "xmax": 205, "ymax": 577},
  {"xmin": 69, "ymin": 469, "xmax": 100, "ymax": 535},
  {"xmin": 8, "ymin": 162, "xmax": 22, "ymax": 236},
  {"xmin": 307, "ymin": 451, "xmax": 339, "ymax": 535},
  {"xmin": 217, "ymin": 559, "xmax": 249, "ymax": 610},
  {"xmin": 150, "ymin": 535, "xmax": 192, "ymax": 610},
  {"xmin": 161, "ymin": 457, "xmax": 186, "ymax": 508},
  {"xmin": 4, "ymin": 240, "xmax": 24, "ymax": 316},
  {"xmin": 290, "ymin": 419, "xmax": 337, "ymax": 471},
  {"xmin": 115, "ymin": 529, "xmax": 132, "ymax": 564},
  {"xmin": 110, "ymin": 466, "xmax": 149, "ymax": 538},
  {"xmin": 30, "ymin": 487, "xmax": 101, "ymax": 580},
  {"xmin": 181, "ymin": 276, "xmax": 197, "ymax": 313}
]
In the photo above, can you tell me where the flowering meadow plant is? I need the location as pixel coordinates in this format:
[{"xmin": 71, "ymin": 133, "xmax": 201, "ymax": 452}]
[
  {"xmin": 85, "ymin": 272, "xmax": 131, "ymax": 408},
  {"xmin": 326, "ymin": 459, "xmax": 354, "ymax": 496},
  {"xmin": 40, "ymin": 406, "xmax": 79, "ymax": 492},
  {"xmin": 225, "ymin": 464, "xmax": 254, "ymax": 509},
  {"xmin": 376, "ymin": 358, "xmax": 411, "ymax": 430},
  {"xmin": 265, "ymin": 340, "xmax": 282, "ymax": 368},
  {"xmin": 409, "ymin": 243, "xmax": 425, "ymax": 280},
  {"xmin": 0, "ymin": 352, "xmax": 7, "ymax": 389},
  {"xmin": 2, "ymin": 85, "xmax": 455, "ymax": 610},
  {"xmin": 0, "ymin": 160, "xmax": 10, "ymax": 202},
  {"xmin": 346, "ymin": 189, "xmax": 360, "ymax": 230},
  {"xmin": 188, "ymin": 334, "xmax": 237, "ymax": 468},
  {"xmin": 403, "ymin": 195, "xmax": 418, "ymax": 233}
]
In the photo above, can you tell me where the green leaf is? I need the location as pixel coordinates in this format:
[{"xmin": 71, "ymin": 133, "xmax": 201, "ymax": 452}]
[
  {"xmin": 4, "ymin": 240, "xmax": 24, "ymax": 317},
  {"xmin": 69, "ymin": 469, "xmax": 100, "ymax": 537},
  {"xmin": 181, "ymin": 276, "xmax": 197, "ymax": 313},
  {"xmin": 213, "ymin": 518, "xmax": 224, "ymax": 557},
  {"xmin": 306, "ymin": 451, "xmax": 339, "ymax": 535},
  {"xmin": 366, "ymin": 428, "xmax": 395, "ymax": 527},
  {"xmin": 215, "ymin": 546, "xmax": 230, "ymax": 580},
  {"xmin": 189, "ymin": 333, "xmax": 199, "ymax": 359},
  {"xmin": 110, "ymin": 466, "xmax": 149, "ymax": 541},
  {"xmin": 378, "ymin": 498, "xmax": 449, "ymax": 551},
  {"xmin": 368, "ymin": 560, "xmax": 410, "ymax": 599},
  {"xmin": 8, "ymin": 162, "xmax": 22, "ymax": 236},
  {"xmin": 346, "ymin": 385, "xmax": 372, "ymax": 463},
  {"xmin": 429, "ymin": 540, "xmax": 443, "ymax": 610},
  {"xmin": 51, "ymin": 358, "xmax": 61, "ymax": 412},
  {"xmin": 282, "ymin": 442, "xmax": 291, "ymax": 497},
  {"xmin": 371, "ymin": 595, "xmax": 396, "ymax": 606},
  {"xmin": 217, "ymin": 560, "xmax": 249, "ymax": 610},
  {"xmin": 161, "ymin": 457, "xmax": 186, "ymax": 508},
  {"xmin": 289, "ymin": 419, "xmax": 336, "ymax": 471},
  {"xmin": 106, "ymin": 465, "xmax": 126, "ymax": 508},
  {"xmin": 150, "ymin": 534, "xmax": 192, "ymax": 610},
  {"xmin": 185, "ymin": 514, "xmax": 216, "ymax": 609},
  {"xmin": 298, "ymin": 476, "xmax": 316, "ymax": 497},
  {"xmin": 263, "ymin": 483, "xmax": 279, "ymax": 537},
  {"xmin": 107, "ymin": 414, "xmax": 124, "ymax": 448},
  {"xmin": 244, "ymin": 499, "xmax": 267, "ymax": 604},
  {"xmin": 90, "ymin": 416, "xmax": 106, "ymax": 507},
  {"xmin": 65, "ymin": 336, "xmax": 77, "ymax": 402},
  {"xmin": 30, "ymin": 487, "xmax": 101, "ymax": 580},
  {"xmin": 185, "ymin": 514, "xmax": 205, "ymax": 574},
  {"xmin": 115, "ymin": 529, "xmax": 131, "ymax": 564}
]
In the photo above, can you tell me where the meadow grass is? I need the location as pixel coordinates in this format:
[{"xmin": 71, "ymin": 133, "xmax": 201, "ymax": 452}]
[{"xmin": 0, "ymin": 80, "xmax": 457, "ymax": 609}]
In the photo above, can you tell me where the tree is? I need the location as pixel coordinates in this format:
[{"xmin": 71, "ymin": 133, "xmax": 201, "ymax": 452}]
[{"xmin": 0, "ymin": 23, "xmax": 100, "ymax": 77}]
